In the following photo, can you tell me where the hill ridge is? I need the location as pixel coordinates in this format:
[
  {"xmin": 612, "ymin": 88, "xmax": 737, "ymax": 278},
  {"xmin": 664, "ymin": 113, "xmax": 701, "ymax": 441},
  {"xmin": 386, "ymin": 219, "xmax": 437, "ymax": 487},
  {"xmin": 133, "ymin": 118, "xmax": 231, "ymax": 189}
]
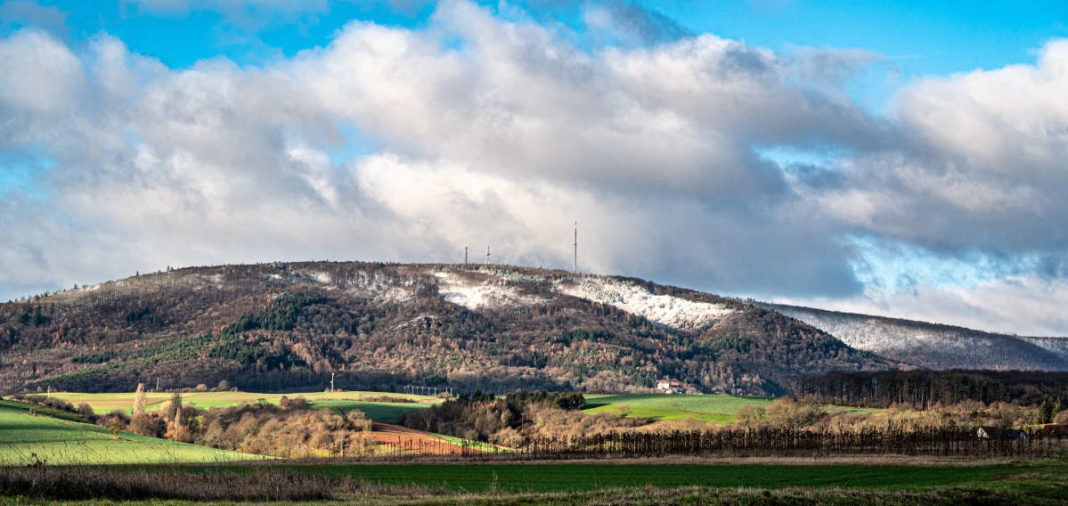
[
  {"xmin": 756, "ymin": 302, "xmax": 1068, "ymax": 371},
  {"xmin": 1, "ymin": 261, "xmax": 892, "ymax": 396}
]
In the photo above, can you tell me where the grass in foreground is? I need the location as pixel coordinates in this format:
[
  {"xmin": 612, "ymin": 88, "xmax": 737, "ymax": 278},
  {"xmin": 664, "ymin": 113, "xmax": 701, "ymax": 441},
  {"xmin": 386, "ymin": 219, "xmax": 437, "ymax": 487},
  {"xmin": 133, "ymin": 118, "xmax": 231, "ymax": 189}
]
[
  {"xmin": 0, "ymin": 400, "xmax": 261, "ymax": 465},
  {"xmin": 279, "ymin": 462, "xmax": 1030, "ymax": 493},
  {"xmin": 2, "ymin": 459, "xmax": 1066, "ymax": 504}
]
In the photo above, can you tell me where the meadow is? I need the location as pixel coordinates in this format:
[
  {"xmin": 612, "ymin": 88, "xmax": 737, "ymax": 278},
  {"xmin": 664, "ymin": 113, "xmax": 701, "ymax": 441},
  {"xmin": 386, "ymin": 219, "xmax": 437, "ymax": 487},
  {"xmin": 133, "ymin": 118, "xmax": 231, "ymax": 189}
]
[
  {"xmin": 0, "ymin": 400, "xmax": 260, "ymax": 465},
  {"xmin": 276, "ymin": 461, "xmax": 1035, "ymax": 493},
  {"xmin": 51, "ymin": 390, "xmax": 799, "ymax": 426},
  {"xmin": 583, "ymin": 393, "xmax": 878, "ymax": 424},
  {"xmin": 3, "ymin": 391, "xmax": 1066, "ymax": 503},
  {"xmin": 583, "ymin": 393, "xmax": 777, "ymax": 424},
  {"xmin": 3, "ymin": 459, "xmax": 1066, "ymax": 504},
  {"xmin": 51, "ymin": 390, "xmax": 438, "ymax": 423}
]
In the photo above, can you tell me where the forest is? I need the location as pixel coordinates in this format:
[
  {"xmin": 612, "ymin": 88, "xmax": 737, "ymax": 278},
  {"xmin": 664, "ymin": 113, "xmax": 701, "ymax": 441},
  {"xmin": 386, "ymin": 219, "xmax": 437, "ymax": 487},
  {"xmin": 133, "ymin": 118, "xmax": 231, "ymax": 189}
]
[
  {"xmin": 798, "ymin": 369, "xmax": 1068, "ymax": 411},
  {"xmin": 0, "ymin": 262, "xmax": 889, "ymax": 396}
]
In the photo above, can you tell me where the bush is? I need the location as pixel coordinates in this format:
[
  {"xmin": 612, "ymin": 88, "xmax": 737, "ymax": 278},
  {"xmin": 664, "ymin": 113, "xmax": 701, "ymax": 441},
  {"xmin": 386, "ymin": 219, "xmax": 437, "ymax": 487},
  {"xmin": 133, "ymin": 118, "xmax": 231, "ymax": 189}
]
[
  {"xmin": 107, "ymin": 417, "xmax": 126, "ymax": 437},
  {"xmin": 736, "ymin": 405, "xmax": 766, "ymax": 424},
  {"xmin": 279, "ymin": 396, "xmax": 311, "ymax": 411},
  {"xmin": 763, "ymin": 398, "xmax": 826, "ymax": 429},
  {"xmin": 130, "ymin": 414, "xmax": 163, "ymax": 437},
  {"xmin": 192, "ymin": 402, "xmax": 374, "ymax": 457}
]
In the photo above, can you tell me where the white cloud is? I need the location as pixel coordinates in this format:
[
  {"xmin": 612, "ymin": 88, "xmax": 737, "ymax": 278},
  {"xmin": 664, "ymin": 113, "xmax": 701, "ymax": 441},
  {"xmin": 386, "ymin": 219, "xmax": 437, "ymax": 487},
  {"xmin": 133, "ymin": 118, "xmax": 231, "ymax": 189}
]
[{"xmin": 3, "ymin": 3, "xmax": 1068, "ymax": 336}]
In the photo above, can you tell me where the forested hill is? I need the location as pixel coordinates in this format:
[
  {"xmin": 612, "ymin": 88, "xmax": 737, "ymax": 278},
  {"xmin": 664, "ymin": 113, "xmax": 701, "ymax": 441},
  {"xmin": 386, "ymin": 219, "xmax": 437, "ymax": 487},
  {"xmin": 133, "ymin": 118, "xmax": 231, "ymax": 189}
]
[
  {"xmin": 756, "ymin": 303, "xmax": 1068, "ymax": 372},
  {"xmin": 0, "ymin": 262, "xmax": 893, "ymax": 396}
]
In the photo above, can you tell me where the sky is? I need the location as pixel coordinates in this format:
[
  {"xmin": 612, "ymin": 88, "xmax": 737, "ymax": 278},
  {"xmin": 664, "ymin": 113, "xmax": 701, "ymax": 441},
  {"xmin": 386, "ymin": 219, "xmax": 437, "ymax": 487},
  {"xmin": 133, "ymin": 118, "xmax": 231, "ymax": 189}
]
[{"xmin": 2, "ymin": 1, "xmax": 1068, "ymax": 336}]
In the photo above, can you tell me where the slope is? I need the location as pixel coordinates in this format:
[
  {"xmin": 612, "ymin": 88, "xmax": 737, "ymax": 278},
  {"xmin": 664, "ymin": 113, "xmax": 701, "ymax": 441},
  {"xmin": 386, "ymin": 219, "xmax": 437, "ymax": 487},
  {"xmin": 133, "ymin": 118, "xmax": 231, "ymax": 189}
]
[
  {"xmin": 0, "ymin": 399, "xmax": 260, "ymax": 465},
  {"xmin": 0, "ymin": 262, "xmax": 891, "ymax": 396},
  {"xmin": 757, "ymin": 302, "xmax": 1068, "ymax": 371}
]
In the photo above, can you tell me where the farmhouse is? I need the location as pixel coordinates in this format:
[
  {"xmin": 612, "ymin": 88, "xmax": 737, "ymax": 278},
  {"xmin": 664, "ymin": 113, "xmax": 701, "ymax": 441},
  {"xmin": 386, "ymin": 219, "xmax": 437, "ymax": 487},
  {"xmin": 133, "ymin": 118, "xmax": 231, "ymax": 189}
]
[{"xmin": 656, "ymin": 380, "xmax": 682, "ymax": 394}]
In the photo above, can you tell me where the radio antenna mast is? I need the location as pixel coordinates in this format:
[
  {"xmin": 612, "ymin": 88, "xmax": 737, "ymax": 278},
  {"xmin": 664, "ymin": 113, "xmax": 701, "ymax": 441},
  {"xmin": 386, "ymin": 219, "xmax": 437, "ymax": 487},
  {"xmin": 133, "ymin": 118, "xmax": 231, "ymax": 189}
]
[
  {"xmin": 485, "ymin": 245, "xmax": 491, "ymax": 265},
  {"xmin": 464, "ymin": 246, "xmax": 468, "ymax": 265},
  {"xmin": 573, "ymin": 220, "xmax": 578, "ymax": 274}
]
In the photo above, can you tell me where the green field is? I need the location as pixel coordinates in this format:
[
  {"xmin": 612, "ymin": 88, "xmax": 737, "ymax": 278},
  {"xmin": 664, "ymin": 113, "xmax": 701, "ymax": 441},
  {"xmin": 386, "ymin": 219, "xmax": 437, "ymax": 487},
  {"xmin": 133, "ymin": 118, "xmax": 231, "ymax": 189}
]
[
  {"xmin": 0, "ymin": 400, "xmax": 262, "ymax": 465},
  {"xmin": 161, "ymin": 460, "xmax": 1058, "ymax": 495},
  {"xmin": 582, "ymin": 393, "xmax": 776, "ymax": 424},
  {"xmin": 582, "ymin": 394, "xmax": 877, "ymax": 425},
  {"xmin": 50, "ymin": 390, "xmax": 438, "ymax": 422},
  {"xmin": 53, "ymin": 391, "xmax": 871, "ymax": 426}
]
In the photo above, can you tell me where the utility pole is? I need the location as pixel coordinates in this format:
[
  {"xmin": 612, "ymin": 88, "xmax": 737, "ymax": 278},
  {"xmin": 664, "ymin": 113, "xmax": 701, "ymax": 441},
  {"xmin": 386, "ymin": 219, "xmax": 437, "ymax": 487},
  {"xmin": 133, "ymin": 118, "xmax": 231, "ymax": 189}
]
[
  {"xmin": 330, "ymin": 372, "xmax": 335, "ymax": 393},
  {"xmin": 573, "ymin": 220, "xmax": 578, "ymax": 274},
  {"xmin": 464, "ymin": 246, "xmax": 468, "ymax": 265}
]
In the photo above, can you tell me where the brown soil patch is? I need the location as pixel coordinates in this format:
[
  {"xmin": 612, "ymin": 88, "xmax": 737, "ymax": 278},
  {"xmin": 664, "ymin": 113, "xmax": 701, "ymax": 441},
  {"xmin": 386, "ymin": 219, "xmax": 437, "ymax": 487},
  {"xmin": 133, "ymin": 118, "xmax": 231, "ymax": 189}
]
[{"xmin": 369, "ymin": 422, "xmax": 483, "ymax": 456}]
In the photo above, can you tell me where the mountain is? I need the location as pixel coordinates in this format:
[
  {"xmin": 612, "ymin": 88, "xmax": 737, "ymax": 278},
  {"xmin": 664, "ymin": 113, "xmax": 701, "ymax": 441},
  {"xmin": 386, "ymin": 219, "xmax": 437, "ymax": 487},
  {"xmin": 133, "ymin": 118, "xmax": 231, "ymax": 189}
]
[
  {"xmin": 0, "ymin": 262, "xmax": 892, "ymax": 396},
  {"xmin": 756, "ymin": 302, "xmax": 1068, "ymax": 371}
]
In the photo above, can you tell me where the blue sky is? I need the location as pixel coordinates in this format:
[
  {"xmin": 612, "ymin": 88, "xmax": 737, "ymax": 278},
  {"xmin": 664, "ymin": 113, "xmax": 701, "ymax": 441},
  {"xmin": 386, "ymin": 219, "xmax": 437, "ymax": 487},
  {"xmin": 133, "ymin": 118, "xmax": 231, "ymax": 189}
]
[
  {"xmin": 3, "ymin": 0, "xmax": 1068, "ymax": 334},
  {"xmin": 7, "ymin": 1, "xmax": 1066, "ymax": 82}
]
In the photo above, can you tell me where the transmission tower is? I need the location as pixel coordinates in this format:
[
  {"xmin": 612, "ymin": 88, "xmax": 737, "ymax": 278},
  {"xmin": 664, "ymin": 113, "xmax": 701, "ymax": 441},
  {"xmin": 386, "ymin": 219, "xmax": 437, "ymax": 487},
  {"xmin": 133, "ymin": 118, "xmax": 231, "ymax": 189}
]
[{"xmin": 573, "ymin": 220, "xmax": 578, "ymax": 273}]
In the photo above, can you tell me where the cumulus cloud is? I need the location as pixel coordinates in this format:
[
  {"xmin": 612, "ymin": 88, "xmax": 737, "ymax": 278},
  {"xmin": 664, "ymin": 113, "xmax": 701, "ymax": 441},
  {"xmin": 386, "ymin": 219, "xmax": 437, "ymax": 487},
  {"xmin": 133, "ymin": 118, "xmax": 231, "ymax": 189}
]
[{"xmin": 2, "ymin": 2, "xmax": 1068, "ymax": 335}]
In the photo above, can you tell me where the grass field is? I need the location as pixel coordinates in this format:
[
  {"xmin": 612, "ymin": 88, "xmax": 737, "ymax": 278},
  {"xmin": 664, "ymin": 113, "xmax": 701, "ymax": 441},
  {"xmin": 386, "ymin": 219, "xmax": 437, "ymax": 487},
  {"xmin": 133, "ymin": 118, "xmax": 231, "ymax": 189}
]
[
  {"xmin": 582, "ymin": 394, "xmax": 877, "ymax": 425},
  {"xmin": 3, "ymin": 460, "xmax": 1065, "ymax": 504},
  {"xmin": 164, "ymin": 459, "xmax": 1063, "ymax": 495},
  {"xmin": 50, "ymin": 390, "xmax": 438, "ymax": 422},
  {"xmin": 582, "ymin": 393, "xmax": 776, "ymax": 424},
  {"xmin": 52, "ymin": 391, "xmax": 871, "ymax": 426},
  {"xmin": 0, "ymin": 400, "xmax": 261, "ymax": 465}
]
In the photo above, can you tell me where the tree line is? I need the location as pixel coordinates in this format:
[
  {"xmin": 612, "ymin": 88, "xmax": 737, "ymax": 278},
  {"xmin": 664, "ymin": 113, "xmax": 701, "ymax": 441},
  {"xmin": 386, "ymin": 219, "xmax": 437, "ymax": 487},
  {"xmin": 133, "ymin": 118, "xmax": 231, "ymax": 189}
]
[{"xmin": 796, "ymin": 369, "xmax": 1068, "ymax": 410}]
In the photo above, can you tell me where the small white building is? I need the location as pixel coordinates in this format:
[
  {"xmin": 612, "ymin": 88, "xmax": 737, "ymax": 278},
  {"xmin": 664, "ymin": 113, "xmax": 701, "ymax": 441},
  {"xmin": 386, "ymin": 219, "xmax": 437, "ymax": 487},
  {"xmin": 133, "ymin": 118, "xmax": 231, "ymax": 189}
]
[{"xmin": 656, "ymin": 380, "xmax": 682, "ymax": 394}]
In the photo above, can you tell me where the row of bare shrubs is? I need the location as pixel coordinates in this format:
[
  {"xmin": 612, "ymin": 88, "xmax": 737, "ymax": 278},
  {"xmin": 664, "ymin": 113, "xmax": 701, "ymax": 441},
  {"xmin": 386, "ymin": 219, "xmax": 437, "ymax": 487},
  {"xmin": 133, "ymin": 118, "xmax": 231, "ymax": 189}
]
[{"xmin": 8, "ymin": 394, "xmax": 94, "ymax": 421}]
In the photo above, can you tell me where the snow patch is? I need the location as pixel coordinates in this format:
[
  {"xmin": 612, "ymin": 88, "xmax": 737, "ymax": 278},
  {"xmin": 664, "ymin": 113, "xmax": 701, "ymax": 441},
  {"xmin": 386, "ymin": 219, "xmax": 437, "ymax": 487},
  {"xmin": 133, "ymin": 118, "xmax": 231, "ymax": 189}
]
[
  {"xmin": 310, "ymin": 271, "xmax": 332, "ymax": 284},
  {"xmin": 558, "ymin": 278, "xmax": 733, "ymax": 332},
  {"xmin": 435, "ymin": 271, "xmax": 547, "ymax": 310},
  {"xmin": 340, "ymin": 270, "xmax": 411, "ymax": 303}
]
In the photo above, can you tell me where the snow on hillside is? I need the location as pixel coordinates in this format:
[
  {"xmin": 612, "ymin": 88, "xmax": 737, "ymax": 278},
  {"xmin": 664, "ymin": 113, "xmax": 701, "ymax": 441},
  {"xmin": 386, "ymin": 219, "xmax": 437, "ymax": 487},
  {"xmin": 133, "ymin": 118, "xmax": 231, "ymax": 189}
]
[
  {"xmin": 558, "ymin": 277, "xmax": 734, "ymax": 332},
  {"xmin": 434, "ymin": 271, "xmax": 547, "ymax": 310},
  {"xmin": 759, "ymin": 303, "xmax": 1068, "ymax": 371},
  {"xmin": 1019, "ymin": 337, "xmax": 1068, "ymax": 361}
]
